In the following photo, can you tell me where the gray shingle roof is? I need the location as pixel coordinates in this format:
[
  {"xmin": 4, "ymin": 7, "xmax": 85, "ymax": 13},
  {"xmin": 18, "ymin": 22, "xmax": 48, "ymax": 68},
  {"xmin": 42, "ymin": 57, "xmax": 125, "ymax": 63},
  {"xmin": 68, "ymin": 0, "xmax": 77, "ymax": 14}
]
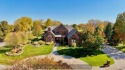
[
  {"xmin": 64, "ymin": 26, "xmax": 74, "ymax": 32},
  {"xmin": 45, "ymin": 26, "xmax": 57, "ymax": 31},
  {"xmin": 44, "ymin": 25, "xmax": 77, "ymax": 39},
  {"xmin": 67, "ymin": 29, "xmax": 77, "ymax": 39}
]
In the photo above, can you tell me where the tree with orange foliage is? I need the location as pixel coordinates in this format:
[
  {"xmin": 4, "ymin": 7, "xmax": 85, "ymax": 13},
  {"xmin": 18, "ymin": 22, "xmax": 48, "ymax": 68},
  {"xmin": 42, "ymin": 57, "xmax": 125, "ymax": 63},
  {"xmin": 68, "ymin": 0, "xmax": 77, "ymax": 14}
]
[{"xmin": 112, "ymin": 12, "xmax": 125, "ymax": 44}]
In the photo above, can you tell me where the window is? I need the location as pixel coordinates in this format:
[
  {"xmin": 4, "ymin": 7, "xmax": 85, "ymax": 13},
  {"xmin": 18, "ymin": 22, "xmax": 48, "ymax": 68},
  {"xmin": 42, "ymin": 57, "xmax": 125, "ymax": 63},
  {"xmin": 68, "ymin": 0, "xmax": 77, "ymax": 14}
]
[
  {"xmin": 72, "ymin": 38, "xmax": 76, "ymax": 43},
  {"xmin": 74, "ymin": 39, "xmax": 76, "ymax": 43},
  {"xmin": 72, "ymin": 39, "xmax": 74, "ymax": 43}
]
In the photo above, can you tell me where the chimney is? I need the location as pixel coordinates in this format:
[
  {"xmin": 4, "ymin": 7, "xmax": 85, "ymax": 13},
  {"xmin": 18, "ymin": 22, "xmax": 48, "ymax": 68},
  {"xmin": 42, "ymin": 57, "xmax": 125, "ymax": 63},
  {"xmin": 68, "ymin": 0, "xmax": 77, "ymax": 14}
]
[{"xmin": 48, "ymin": 27, "xmax": 51, "ymax": 31}]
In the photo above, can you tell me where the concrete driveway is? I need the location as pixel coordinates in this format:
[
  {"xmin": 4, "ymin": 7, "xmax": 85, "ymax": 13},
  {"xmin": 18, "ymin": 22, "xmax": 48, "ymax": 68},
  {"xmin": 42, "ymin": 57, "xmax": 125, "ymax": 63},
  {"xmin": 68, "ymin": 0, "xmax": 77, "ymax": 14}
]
[
  {"xmin": 102, "ymin": 44, "xmax": 125, "ymax": 70},
  {"xmin": 50, "ymin": 43, "xmax": 92, "ymax": 70},
  {"xmin": 0, "ymin": 42, "xmax": 6, "ymax": 47},
  {"xmin": 92, "ymin": 44, "xmax": 125, "ymax": 70}
]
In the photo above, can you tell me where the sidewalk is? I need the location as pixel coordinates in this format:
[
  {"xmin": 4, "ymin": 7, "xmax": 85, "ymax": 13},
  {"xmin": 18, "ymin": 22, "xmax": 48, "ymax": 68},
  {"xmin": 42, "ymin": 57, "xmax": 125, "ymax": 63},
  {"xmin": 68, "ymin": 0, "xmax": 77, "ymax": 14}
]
[{"xmin": 0, "ymin": 42, "xmax": 6, "ymax": 47}]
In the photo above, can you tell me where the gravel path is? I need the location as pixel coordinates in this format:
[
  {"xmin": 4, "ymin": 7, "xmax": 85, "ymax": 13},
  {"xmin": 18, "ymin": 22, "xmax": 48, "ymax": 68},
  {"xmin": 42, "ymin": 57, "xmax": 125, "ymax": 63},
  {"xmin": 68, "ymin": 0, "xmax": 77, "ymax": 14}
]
[
  {"xmin": 0, "ymin": 42, "xmax": 6, "ymax": 47},
  {"xmin": 0, "ymin": 65, "xmax": 7, "ymax": 70},
  {"xmin": 92, "ymin": 44, "xmax": 125, "ymax": 70}
]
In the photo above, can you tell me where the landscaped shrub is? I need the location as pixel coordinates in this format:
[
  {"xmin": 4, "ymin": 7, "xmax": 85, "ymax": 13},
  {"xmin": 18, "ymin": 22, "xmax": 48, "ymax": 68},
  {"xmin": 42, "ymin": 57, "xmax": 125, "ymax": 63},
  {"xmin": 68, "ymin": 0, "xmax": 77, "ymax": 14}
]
[
  {"xmin": 5, "ymin": 56, "xmax": 72, "ymax": 70},
  {"xmin": 31, "ymin": 40, "xmax": 46, "ymax": 47},
  {"xmin": 71, "ymin": 43, "xmax": 76, "ymax": 47},
  {"xmin": 51, "ymin": 41, "xmax": 55, "ymax": 45},
  {"xmin": 32, "ymin": 41, "xmax": 39, "ymax": 47},
  {"xmin": 5, "ymin": 47, "xmax": 23, "ymax": 56},
  {"xmin": 46, "ymin": 41, "xmax": 55, "ymax": 45},
  {"xmin": 38, "ymin": 40, "xmax": 45, "ymax": 45},
  {"xmin": 33, "ymin": 41, "xmax": 39, "ymax": 45}
]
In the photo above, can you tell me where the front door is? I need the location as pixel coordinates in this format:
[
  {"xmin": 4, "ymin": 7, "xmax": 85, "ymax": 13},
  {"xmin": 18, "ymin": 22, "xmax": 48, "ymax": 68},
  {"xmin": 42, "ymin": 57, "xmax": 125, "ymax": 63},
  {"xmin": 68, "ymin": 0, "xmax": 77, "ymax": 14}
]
[{"xmin": 55, "ymin": 37, "xmax": 60, "ymax": 43}]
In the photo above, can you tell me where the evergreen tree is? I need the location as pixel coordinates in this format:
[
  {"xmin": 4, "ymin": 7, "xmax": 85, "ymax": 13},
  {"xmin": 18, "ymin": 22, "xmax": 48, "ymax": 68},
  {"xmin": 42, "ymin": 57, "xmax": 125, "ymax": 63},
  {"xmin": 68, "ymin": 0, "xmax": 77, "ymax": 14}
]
[{"xmin": 104, "ymin": 22, "xmax": 112, "ymax": 43}]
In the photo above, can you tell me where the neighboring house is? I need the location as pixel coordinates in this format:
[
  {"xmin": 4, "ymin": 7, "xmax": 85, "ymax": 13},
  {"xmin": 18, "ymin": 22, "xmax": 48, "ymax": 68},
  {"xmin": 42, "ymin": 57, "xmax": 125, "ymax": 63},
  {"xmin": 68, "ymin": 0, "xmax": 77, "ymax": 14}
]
[{"xmin": 43, "ymin": 24, "xmax": 79, "ymax": 45}]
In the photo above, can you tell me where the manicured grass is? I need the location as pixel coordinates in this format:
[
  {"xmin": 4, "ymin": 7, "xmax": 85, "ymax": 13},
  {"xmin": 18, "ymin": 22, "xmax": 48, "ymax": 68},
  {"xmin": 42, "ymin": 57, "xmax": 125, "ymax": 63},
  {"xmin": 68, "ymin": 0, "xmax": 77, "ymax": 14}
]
[
  {"xmin": 0, "ymin": 44, "xmax": 53, "ymax": 65},
  {"xmin": 57, "ymin": 46, "xmax": 114, "ymax": 66},
  {"xmin": 80, "ymin": 54, "xmax": 114, "ymax": 66}
]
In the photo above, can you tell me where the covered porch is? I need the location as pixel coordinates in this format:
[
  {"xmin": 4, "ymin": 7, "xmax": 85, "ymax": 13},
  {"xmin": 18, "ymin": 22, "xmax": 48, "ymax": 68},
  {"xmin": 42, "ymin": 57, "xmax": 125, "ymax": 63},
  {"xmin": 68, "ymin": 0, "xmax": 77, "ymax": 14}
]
[{"xmin": 55, "ymin": 35, "xmax": 67, "ymax": 45}]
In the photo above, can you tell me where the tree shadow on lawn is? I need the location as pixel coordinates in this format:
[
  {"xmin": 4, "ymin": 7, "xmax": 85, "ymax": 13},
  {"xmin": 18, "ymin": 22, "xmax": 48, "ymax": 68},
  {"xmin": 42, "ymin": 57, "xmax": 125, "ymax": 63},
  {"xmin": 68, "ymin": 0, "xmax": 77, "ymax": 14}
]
[
  {"xmin": 0, "ymin": 46, "xmax": 11, "ymax": 54},
  {"xmin": 31, "ymin": 37, "xmax": 42, "ymax": 42},
  {"xmin": 0, "ymin": 49, "xmax": 10, "ymax": 54},
  {"xmin": 57, "ymin": 48, "xmax": 105, "ymax": 58}
]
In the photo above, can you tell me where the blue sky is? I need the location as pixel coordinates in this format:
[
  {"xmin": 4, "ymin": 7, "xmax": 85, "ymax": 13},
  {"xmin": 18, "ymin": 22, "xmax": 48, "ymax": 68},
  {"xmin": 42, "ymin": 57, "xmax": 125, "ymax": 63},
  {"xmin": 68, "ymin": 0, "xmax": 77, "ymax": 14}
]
[{"xmin": 0, "ymin": 0, "xmax": 125, "ymax": 24}]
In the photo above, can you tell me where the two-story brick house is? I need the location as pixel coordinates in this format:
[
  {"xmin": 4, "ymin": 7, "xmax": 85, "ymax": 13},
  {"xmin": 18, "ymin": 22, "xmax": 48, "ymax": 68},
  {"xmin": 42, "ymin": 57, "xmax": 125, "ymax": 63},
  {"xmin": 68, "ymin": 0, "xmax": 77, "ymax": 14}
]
[{"xmin": 43, "ymin": 24, "xmax": 79, "ymax": 45}]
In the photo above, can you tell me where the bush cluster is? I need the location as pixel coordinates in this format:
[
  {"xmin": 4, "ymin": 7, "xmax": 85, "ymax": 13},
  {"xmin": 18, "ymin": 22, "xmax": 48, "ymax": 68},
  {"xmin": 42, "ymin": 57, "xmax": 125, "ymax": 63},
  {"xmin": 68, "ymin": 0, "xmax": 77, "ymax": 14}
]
[{"xmin": 5, "ymin": 56, "xmax": 72, "ymax": 70}]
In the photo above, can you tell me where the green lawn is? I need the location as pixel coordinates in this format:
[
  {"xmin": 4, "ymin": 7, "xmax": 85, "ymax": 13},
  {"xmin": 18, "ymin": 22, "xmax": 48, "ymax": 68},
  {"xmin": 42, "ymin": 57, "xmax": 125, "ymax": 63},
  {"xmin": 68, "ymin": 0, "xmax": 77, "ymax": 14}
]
[
  {"xmin": 0, "ymin": 44, "xmax": 53, "ymax": 65},
  {"xmin": 57, "ymin": 46, "xmax": 114, "ymax": 66}
]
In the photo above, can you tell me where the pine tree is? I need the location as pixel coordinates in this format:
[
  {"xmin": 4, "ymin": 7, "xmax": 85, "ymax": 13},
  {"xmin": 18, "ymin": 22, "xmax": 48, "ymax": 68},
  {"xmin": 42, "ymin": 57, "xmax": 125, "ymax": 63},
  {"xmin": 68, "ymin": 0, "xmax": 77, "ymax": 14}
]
[{"xmin": 104, "ymin": 22, "xmax": 112, "ymax": 43}]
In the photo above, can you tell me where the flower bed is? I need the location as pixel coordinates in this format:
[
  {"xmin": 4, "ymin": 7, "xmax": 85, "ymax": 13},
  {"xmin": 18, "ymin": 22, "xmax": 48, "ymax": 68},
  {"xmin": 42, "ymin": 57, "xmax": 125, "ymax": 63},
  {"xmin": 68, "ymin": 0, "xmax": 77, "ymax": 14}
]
[
  {"xmin": 5, "ymin": 47, "xmax": 24, "ymax": 56},
  {"xmin": 5, "ymin": 57, "xmax": 72, "ymax": 70}
]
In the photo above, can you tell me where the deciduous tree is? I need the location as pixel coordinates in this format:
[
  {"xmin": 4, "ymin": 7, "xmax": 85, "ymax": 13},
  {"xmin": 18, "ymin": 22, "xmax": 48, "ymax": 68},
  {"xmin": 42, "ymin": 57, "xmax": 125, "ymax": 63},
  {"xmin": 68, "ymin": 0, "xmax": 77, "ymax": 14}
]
[
  {"xmin": 112, "ymin": 12, "xmax": 125, "ymax": 44},
  {"xmin": 0, "ymin": 30, "xmax": 3, "ymax": 41},
  {"xmin": 45, "ymin": 18, "xmax": 52, "ymax": 27},
  {"xmin": 14, "ymin": 17, "xmax": 33, "ymax": 32},
  {"xmin": 78, "ymin": 24, "xmax": 85, "ymax": 30},
  {"xmin": 52, "ymin": 21, "xmax": 61, "ymax": 26},
  {"xmin": 0, "ymin": 21, "xmax": 10, "ymax": 40},
  {"xmin": 32, "ymin": 20, "xmax": 43, "ymax": 39},
  {"xmin": 5, "ymin": 32, "xmax": 22, "ymax": 48}
]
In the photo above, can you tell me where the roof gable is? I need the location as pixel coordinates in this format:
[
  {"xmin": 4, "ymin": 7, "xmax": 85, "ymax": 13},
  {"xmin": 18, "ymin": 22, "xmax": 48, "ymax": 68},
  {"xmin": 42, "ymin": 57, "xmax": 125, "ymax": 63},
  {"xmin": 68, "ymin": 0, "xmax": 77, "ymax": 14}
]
[
  {"xmin": 64, "ymin": 26, "xmax": 74, "ymax": 32},
  {"xmin": 67, "ymin": 29, "xmax": 77, "ymax": 39},
  {"xmin": 54, "ymin": 24, "xmax": 74, "ymax": 32},
  {"xmin": 44, "ymin": 24, "xmax": 77, "ymax": 38}
]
